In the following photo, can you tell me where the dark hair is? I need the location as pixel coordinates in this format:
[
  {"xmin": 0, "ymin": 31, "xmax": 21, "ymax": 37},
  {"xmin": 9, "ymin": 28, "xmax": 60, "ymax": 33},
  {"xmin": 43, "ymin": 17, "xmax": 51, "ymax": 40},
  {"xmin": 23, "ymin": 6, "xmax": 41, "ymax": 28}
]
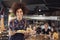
[
  {"xmin": 44, "ymin": 21, "xmax": 48, "ymax": 24},
  {"xmin": 11, "ymin": 2, "xmax": 28, "ymax": 15}
]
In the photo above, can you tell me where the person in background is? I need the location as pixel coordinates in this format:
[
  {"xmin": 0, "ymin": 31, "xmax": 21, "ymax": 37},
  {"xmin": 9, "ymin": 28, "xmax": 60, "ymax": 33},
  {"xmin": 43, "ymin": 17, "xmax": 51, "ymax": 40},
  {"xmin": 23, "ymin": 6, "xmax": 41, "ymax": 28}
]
[
  {"xmin": 41, "ymin": 22, "xmax": 52, "ymax": 39},
  {"xmin": 26, "ymin": 25, "xmax": 36, "ymax": 35},
  {"xmin": 36, "ymin": 26, "xmax": 41, "ymax": 34},
  {"xmin": 26, "ymin": 25, "xmax": 32, "ymax": 34},
  {"xmin": 52, "ymin": 28, "xmax": 59, "ymax": 40},
  {"xmin": 9, "ymin": 2, "xmax": 29, "ymax": 40},
  {"xmin": 40, "ymin": 22, "xmax": 51, "ymax": 29},
  {"xmin": 32, "ymin": 26, "xmax": 36, "ymax": 35}
]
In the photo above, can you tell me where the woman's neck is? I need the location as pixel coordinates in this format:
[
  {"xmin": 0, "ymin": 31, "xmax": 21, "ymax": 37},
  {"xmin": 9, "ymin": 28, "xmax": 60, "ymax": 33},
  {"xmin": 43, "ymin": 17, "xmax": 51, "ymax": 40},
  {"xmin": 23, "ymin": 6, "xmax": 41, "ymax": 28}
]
[
  {"xmin": 17, "ymin": 17, "xmax": 22, "ymax": 22},
  {"xmin": 45, "ymin": 28, "xmax": 48, "ymax": 31}
]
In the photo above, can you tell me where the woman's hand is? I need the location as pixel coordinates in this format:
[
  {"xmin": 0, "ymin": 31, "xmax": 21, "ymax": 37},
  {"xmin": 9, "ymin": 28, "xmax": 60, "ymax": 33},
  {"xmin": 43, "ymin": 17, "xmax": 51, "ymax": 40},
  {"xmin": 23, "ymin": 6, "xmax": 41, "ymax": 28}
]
[{"xmin": 9, "ymin": 29, "xmax": 16, "ymax": 36}]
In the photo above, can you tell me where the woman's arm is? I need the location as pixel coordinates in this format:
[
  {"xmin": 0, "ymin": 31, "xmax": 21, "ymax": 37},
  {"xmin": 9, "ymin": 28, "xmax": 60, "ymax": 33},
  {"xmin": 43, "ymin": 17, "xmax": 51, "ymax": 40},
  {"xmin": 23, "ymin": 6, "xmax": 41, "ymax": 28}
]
[{"xmin": 9, "ymin": 28, "xmax": 16, "ymax": 36}]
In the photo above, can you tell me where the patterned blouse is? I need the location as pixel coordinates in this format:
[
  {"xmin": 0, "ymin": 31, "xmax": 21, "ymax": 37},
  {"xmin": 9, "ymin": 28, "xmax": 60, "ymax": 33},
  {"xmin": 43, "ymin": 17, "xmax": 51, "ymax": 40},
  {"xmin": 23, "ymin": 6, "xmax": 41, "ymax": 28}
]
[{"xmin": 9, "ymin": 18, "xmax": 29, "ymax": 31}]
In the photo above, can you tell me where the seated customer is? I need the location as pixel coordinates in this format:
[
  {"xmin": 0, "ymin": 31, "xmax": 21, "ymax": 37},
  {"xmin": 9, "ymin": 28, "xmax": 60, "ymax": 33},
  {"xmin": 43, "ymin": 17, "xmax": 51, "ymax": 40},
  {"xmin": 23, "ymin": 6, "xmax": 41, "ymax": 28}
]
[{"xmin": 41, "ymin": 22, "xmax": 52, "ymax": 38}]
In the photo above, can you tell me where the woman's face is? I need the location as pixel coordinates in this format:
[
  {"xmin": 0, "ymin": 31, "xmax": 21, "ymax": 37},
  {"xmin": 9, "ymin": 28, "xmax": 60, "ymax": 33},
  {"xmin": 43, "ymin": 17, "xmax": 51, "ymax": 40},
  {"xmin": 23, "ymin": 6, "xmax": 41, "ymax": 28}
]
[
  {"xmin": 44, "ymin": 23, "xmax": 48, "ymax": 28},
  {"xmin": 16, "ymin": 8, "xmax": 23, "ymax": 19}
]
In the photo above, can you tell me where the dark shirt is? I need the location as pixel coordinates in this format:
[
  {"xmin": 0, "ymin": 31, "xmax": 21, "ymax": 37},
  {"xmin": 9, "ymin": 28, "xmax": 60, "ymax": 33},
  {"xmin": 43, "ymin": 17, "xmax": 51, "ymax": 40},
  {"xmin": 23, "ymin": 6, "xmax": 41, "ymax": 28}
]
[
  {"xmin": 42, "ymin": 29, "xmax": 51, "ymax": 35},
  {"xmin": 36, "ymin": 27, "xmax": 41, "ymax": 34}
]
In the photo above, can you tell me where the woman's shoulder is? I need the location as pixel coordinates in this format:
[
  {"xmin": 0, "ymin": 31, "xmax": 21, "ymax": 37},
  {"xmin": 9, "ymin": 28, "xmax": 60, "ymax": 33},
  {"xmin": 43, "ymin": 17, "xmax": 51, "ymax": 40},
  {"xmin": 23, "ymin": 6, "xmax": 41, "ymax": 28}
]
[
  {"xmin": 22, "ymin": 18, "xmax": 27, "ymax": 21},
  {"xmin": 10, "ymin": 19, "xmax": 16, "ymax": 23}
]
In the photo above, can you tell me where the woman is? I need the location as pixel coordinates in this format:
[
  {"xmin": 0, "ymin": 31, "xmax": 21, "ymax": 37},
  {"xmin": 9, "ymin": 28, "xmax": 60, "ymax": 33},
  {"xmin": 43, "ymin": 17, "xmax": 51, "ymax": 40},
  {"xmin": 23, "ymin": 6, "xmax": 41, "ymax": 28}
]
[
  {"xmin": 9, "ymin": 2, "xmax": 28, "ymax": 40},
  {"xmin": 41, "ymin": 22, "xmax": 52, "ymax": 40},
  {"xmin": 42, "ymin": 23, "xmax": 51, "ymax": 35}
]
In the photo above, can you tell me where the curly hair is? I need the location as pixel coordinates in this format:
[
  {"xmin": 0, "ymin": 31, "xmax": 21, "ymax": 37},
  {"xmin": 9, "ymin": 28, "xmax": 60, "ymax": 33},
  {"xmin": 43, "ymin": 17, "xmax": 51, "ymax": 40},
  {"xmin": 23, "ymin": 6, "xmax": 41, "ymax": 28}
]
[{"xmin": 11, "ymin": 2, "xmax": 28, "ymax": 15}]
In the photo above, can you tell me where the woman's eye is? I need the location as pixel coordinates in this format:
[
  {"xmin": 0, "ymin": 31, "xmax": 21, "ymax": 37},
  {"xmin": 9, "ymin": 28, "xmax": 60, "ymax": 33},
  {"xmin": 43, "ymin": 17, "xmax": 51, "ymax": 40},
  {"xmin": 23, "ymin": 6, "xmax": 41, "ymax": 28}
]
[
  {"xmin": 20, "ymin": 11, "xmax": 23, "ymax": 13},
  {"xmin": 16, "ymin": 11, "xmax": 19, "ymax": 13}
]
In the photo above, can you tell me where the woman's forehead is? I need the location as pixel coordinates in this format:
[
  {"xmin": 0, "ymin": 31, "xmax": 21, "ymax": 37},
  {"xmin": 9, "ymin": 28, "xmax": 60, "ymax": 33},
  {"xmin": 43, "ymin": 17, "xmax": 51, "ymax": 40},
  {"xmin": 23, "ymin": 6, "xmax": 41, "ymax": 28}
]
[{"xmin": 16, "ymin": 8, "xmax": 23, "ymax": 11}]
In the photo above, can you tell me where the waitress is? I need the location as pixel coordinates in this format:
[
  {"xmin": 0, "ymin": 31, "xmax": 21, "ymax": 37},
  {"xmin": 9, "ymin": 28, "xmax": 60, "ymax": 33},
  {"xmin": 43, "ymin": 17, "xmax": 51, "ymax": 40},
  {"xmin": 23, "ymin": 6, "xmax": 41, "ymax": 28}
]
[{"xmin": 9, "ymin": 2, "xmax": 29, "ymax": 40}]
